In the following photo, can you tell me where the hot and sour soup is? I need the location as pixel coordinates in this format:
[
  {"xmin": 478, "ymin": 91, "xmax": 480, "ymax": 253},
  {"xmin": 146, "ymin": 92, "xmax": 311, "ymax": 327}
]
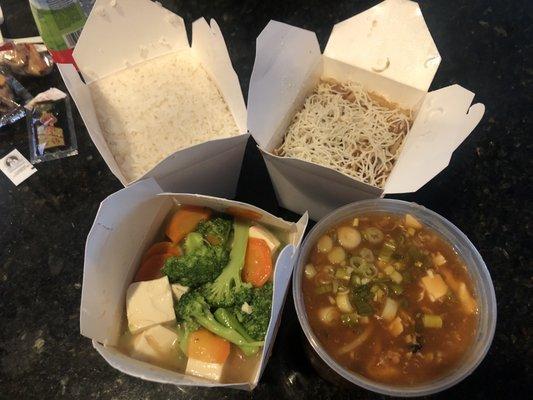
[{"xmin": 302, "ymin": 212, "xmax": 478, "ymax": 385}]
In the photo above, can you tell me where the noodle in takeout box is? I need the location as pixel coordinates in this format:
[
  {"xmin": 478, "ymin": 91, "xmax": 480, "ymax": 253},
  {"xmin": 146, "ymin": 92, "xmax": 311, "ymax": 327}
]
[
  {"xmin": 80, "ymin": 178, "xmax": 308, "ymax": 389},
  {"xmin": 57, "ymin": 0, "xmax": 248, "ymax": 198},
  {"xmin": 248, "ymin": 0, "xmax": 485, "ymax": 220}
]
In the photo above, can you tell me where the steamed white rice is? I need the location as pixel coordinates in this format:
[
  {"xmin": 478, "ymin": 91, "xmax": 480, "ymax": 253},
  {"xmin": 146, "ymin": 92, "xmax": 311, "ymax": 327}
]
[{"xmin": 89, "ymin": 50, "xmax": 239, "ymax": 182}]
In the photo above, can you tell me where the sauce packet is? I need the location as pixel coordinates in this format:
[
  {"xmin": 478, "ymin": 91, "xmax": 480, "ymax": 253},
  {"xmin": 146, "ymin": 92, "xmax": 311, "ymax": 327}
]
[
  {"xmin": 0, "ymin": 68, "xmax": 33, "ymax": 128},
  {"xmin": 25, "ymin": 88, "xmax": 78, "ymax": 163}
]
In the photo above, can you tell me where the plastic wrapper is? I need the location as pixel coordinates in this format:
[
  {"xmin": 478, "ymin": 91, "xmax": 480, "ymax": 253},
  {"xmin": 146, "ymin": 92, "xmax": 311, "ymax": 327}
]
[
  {"xmin": 0, "ymin": 68, "xmax": 33, "ymax": 129},
  {"xmin": 0, "ymin": 43, "xmax": 54, "ymax": 77},
  {"xmin": 26, "ymin": 88, "xmax": 78, "ymax": 163}
]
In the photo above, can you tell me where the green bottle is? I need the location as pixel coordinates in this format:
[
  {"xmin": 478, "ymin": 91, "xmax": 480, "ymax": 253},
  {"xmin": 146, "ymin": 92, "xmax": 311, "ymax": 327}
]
[{"xmin": 28, "ymin": 0, "xmax": 92, "ymax": 63}]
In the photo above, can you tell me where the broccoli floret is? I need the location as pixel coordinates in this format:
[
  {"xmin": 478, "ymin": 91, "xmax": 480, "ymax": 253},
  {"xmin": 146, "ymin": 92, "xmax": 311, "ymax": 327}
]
[
  {"xmin": 197, "ymin": 217, "xmax": 232, "ymax": 246},
  {"xmin": 213, "ymin": 308, "xmax": 260, "ymax": 357},
  {"xmin": 162, "ymin": 244, "xmax": 228, "ymax": 288},
  {"xmin": 239, "ymin": 282, "xmax": 273, "ymax": 341},
  {"xmin": 183, "ymin": 232, "xmax": 204, "ymax": 254},
  {"xmin": 175, "ymin": 291, "xmax": 264, "ymax": 350},
  {"xmin": 176, "ymin": 320, "xmax": 199, "ymax": 355},
  {"xmin": 204, "ymin": 219, "xmax": 251, "ymax": 307}
]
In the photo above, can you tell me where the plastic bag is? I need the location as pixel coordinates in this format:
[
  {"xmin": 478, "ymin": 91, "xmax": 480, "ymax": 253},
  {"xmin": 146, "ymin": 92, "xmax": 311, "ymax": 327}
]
[
  {"xmin": 0, "ymin": 68, "xmax": 33, "ymax": 128},
  {"xmin": 26, "ymin": 88, "xmax": 78, "ymax": 163},
  {"xmin": 0, "ymin": 43, "xmax": 54, "ymax": 77}
]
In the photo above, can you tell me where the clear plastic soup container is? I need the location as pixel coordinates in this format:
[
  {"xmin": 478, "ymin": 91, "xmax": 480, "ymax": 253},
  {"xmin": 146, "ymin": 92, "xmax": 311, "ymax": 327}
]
[{"xmin": 293, "ymin": 199, "xmax": 497, "ymax": 397}]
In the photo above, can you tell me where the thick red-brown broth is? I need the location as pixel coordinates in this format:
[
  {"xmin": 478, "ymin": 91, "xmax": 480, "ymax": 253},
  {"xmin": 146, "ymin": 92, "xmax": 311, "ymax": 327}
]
[{"xmin": 302, "ymin": 212, "xmax": 478, "ymax": 385}]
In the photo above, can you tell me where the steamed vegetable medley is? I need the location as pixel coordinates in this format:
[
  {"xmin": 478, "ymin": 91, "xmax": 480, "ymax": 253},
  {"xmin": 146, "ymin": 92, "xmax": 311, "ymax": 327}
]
[
  {"xmin": 302, "ymin": 213, "xmax": 479, "ymax": 385},
  {"xmin": 120, "ymin": 205, "xmax": 281, "ymax": 383}
]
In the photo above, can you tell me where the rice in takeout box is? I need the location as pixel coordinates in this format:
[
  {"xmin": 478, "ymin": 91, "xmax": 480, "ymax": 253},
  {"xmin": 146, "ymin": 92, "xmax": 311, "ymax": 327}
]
[
  {"xmin": 58, "ymin": 0, "xmax": 247, "ymax": 197},
  {"xmin": 80, "ymin": 178, "xmax": 308, "ymax": 389},
  {"xmin": 248, "ymin": 0, "xmax": 485, "ymax": 220}
]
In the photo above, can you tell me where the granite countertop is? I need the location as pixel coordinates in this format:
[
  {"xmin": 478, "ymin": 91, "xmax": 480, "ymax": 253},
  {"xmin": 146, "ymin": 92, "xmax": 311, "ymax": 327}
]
[{"xmin": 0, "ymin": 0, "xmax": 531, "ymax": 398}]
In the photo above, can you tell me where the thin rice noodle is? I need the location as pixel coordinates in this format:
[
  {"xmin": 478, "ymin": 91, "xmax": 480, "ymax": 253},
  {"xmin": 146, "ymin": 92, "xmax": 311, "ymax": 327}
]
[{"xmin": 276, "ymin": 80, "xmax": 411, "ymax": 188}]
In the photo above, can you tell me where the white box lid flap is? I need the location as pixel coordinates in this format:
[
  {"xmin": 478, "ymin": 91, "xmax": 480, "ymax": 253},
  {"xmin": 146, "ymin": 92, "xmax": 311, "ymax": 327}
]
[
  {"xmin": 81, "ymin": 179, "xmax": 166, "ymax": 345},
  {"xmin": 192, "ymin": 18, "xmax": 247, "ymax": 132},
  {"xmin": 324, "ymin": 0, "xmax": 441, "ymax": 92},
  {"xmin": 74, "ymin": 0, "xmax": 189, "ymax": 83},
  {"xmin": 384, "ymin": 84, "xmax": 485, "ymax": 193},
  {"xmin": 248, "ymin": 20, "xmax": 321, "ymax": 149}
]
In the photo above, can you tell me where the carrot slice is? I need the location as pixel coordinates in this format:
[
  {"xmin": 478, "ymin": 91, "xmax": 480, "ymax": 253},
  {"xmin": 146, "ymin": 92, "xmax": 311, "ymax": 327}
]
[
  {"xmin": 188, "ymin": 329, "xmax": 230, "ymax": 364},
  {"xmin": 141, "ymin": 242, "xmax": 181, "ymax": 263},
  {"xmin": 242, "ymin": 238, "xmax": 273, "ymax": 287},
  {"xmin": 165, "ymin": 206, "xmax": 212, "ymax": 243},
  {"xmin": 226, "ymin": 206, "xmax": 262, "ymax": 221},
  {"xmin": 134, "ymin": 253, "xmax": 175, "ymax": 282}
]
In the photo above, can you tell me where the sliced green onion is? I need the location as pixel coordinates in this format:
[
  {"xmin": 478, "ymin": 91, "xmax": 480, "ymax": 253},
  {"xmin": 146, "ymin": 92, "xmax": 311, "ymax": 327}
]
[
  {"xmin": 383, "ymin": 239, "xmax": 396, "ymax": 252},
  {"xmin": 340, "ymin": 313, "xmax": 359, "ymax": 327},
  {"xmin": 315, "ymin": 283, "xmax": 333, "ymax": 295},
  {"xmin": 335, "ymin": 267, "xmax": 352, "ymax": 280},
  {"xmin": 359, "ymin": 247, "xmax": 375, "ymax": 262},
  {"xmin": 389, "ymin": 283, "xmax": 404, "ymax": 295},
  {"xmin": 363, "ymin": 227, "xmax": 384, "ymax": 244}
]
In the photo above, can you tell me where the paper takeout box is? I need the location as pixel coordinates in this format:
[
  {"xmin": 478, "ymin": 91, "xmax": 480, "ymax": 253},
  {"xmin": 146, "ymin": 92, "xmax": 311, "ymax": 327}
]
[
  {"xmin": 58, "ymin": 0, "xmax": 248, "ymax": 198},
  {"xmin": 80, "ymin": 178, "xmax": 308, "ymax": 389},
  {"xmin": 248, "ymin": 0, "xmax": 485, "ymax": 220}
]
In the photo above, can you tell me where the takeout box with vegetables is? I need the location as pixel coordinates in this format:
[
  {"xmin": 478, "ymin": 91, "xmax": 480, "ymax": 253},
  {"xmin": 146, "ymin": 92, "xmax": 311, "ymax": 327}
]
[
  {"xmin": 248, "ymin": 0, "xmax": 485, "ymax": 220},
  {"xmin": 58, "ymin": 0, "xmax": 248, "ymax": 198},
  {"xmin": 80, "ymin": 178, "xmax": 308, "ymax": 389}
]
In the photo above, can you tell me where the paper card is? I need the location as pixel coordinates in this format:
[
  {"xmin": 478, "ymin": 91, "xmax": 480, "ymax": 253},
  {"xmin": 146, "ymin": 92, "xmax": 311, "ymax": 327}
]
[
  {"xmin": 0, "ymin": 149, "xmax": 37, "ymax": 186},
  {"xmin": 81, "ymin": 178, "xmax": 309, "ymax": 389}
]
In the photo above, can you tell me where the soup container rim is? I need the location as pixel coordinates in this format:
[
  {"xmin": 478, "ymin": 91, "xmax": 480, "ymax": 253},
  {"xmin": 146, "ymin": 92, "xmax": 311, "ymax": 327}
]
[{"xmin": 292, "ymin": 198, "xmax": 497, "ymax": 397}]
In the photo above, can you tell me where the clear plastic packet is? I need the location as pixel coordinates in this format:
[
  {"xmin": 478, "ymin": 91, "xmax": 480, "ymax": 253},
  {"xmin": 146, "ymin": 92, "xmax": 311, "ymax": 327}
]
[
  {"xmin": 26, "ymin": 88, "xmax": 78, "ymax": 163},
  {"xmin": 0, "ymin": 68, "xmax": 33, "ymax": 128},
  {"xmin": 0, "ymin": 43, "xmax": 54, "ymax": 77}
]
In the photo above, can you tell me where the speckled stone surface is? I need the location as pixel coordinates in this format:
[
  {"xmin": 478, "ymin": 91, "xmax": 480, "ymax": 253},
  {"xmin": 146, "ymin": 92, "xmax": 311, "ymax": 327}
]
[{"xmin": 0, "ymin": 0, "xmax": 531, "ymax": 399}]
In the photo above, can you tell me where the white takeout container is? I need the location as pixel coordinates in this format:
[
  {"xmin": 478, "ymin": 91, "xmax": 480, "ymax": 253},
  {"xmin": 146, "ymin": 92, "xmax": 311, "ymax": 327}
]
[
  {"xmin": 248, "ymin": 0, "xmax": 485, "ymax": 220},
  {"xmin": 80, "ymin": 178, "xmax": 308, "ymax": 390},
  {"xmin": 58, "ymin": 0, "xmax": 248, "ymax": 198}
]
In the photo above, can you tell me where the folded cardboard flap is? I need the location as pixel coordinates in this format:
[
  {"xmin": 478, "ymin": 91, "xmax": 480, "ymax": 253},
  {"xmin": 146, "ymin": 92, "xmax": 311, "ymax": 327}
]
[
  {"xmin": 248, "ymin": 21, "xmax": 322, "ymax": 151},
  {"xmin": 192, "ymin": 18, "xmax": 247, "ymax": 132},
  {"xmin": 384, "ymin": 85, "xmax": 485, "ymax": 194},
  {"xmin": 324, "ymin": 0, "xmax": 441, "ymax": 92},
  {"xmin": 74, "ymin": 0, "xmax": 189, "ymax": 83},
  {"xmin": 82, "ymin": 179, "xmax": 309, "ymax": 388},
  {"xmin": 81, "ymin": 179, "xmax": 168, "ymax": 345},
  {"xmin": 58, "ymin": 63, "xmax": 127, "ymax": 183}
]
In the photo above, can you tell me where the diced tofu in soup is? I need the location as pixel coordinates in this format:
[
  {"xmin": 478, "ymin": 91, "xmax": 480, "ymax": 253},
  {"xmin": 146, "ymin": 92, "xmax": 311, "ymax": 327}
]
[
  {"xmin": 302, "ymin": 212, "xmax": 478, "ymax": 386},
  {"xmin": 126, "ymin": 276, "xmax": 176, "ymax": 334}
]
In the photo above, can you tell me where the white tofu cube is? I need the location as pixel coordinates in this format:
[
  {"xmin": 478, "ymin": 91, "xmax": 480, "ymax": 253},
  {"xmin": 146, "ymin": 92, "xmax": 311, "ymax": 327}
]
[
  {"xmin": 186, "ymin": 357, "xmax": 224, "ymax": 382},
  {"xmin": 130, "ymin": 324, "xmax": 179, "ymax": 364},
  {"xmin": 171, "ymin": 283, "xmax": 189, "ymax": 301},
  {"xmin": 126, "ymin": 276, "xmax": 175, "ymax": 334},
  {"xmin": 249, "ymin": 225, "xmax": 280, "ymax": 253}
]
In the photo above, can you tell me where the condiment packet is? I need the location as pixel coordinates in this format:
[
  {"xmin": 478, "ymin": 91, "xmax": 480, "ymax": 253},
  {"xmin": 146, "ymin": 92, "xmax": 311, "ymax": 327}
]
[
  {"xmin": 26, "ymin": 88, "xmax": 78, "ymax": 163},
  {"xmin": 0, "ymin": 68, "xmax": 33, "ymax": 129},
  {"xmin": 0, "ymin": 43, "xmax": 54, "ymax": 77},
  {"xmin": 0, "ymin": 149, "xmax": 37, "ymax": 185}
]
